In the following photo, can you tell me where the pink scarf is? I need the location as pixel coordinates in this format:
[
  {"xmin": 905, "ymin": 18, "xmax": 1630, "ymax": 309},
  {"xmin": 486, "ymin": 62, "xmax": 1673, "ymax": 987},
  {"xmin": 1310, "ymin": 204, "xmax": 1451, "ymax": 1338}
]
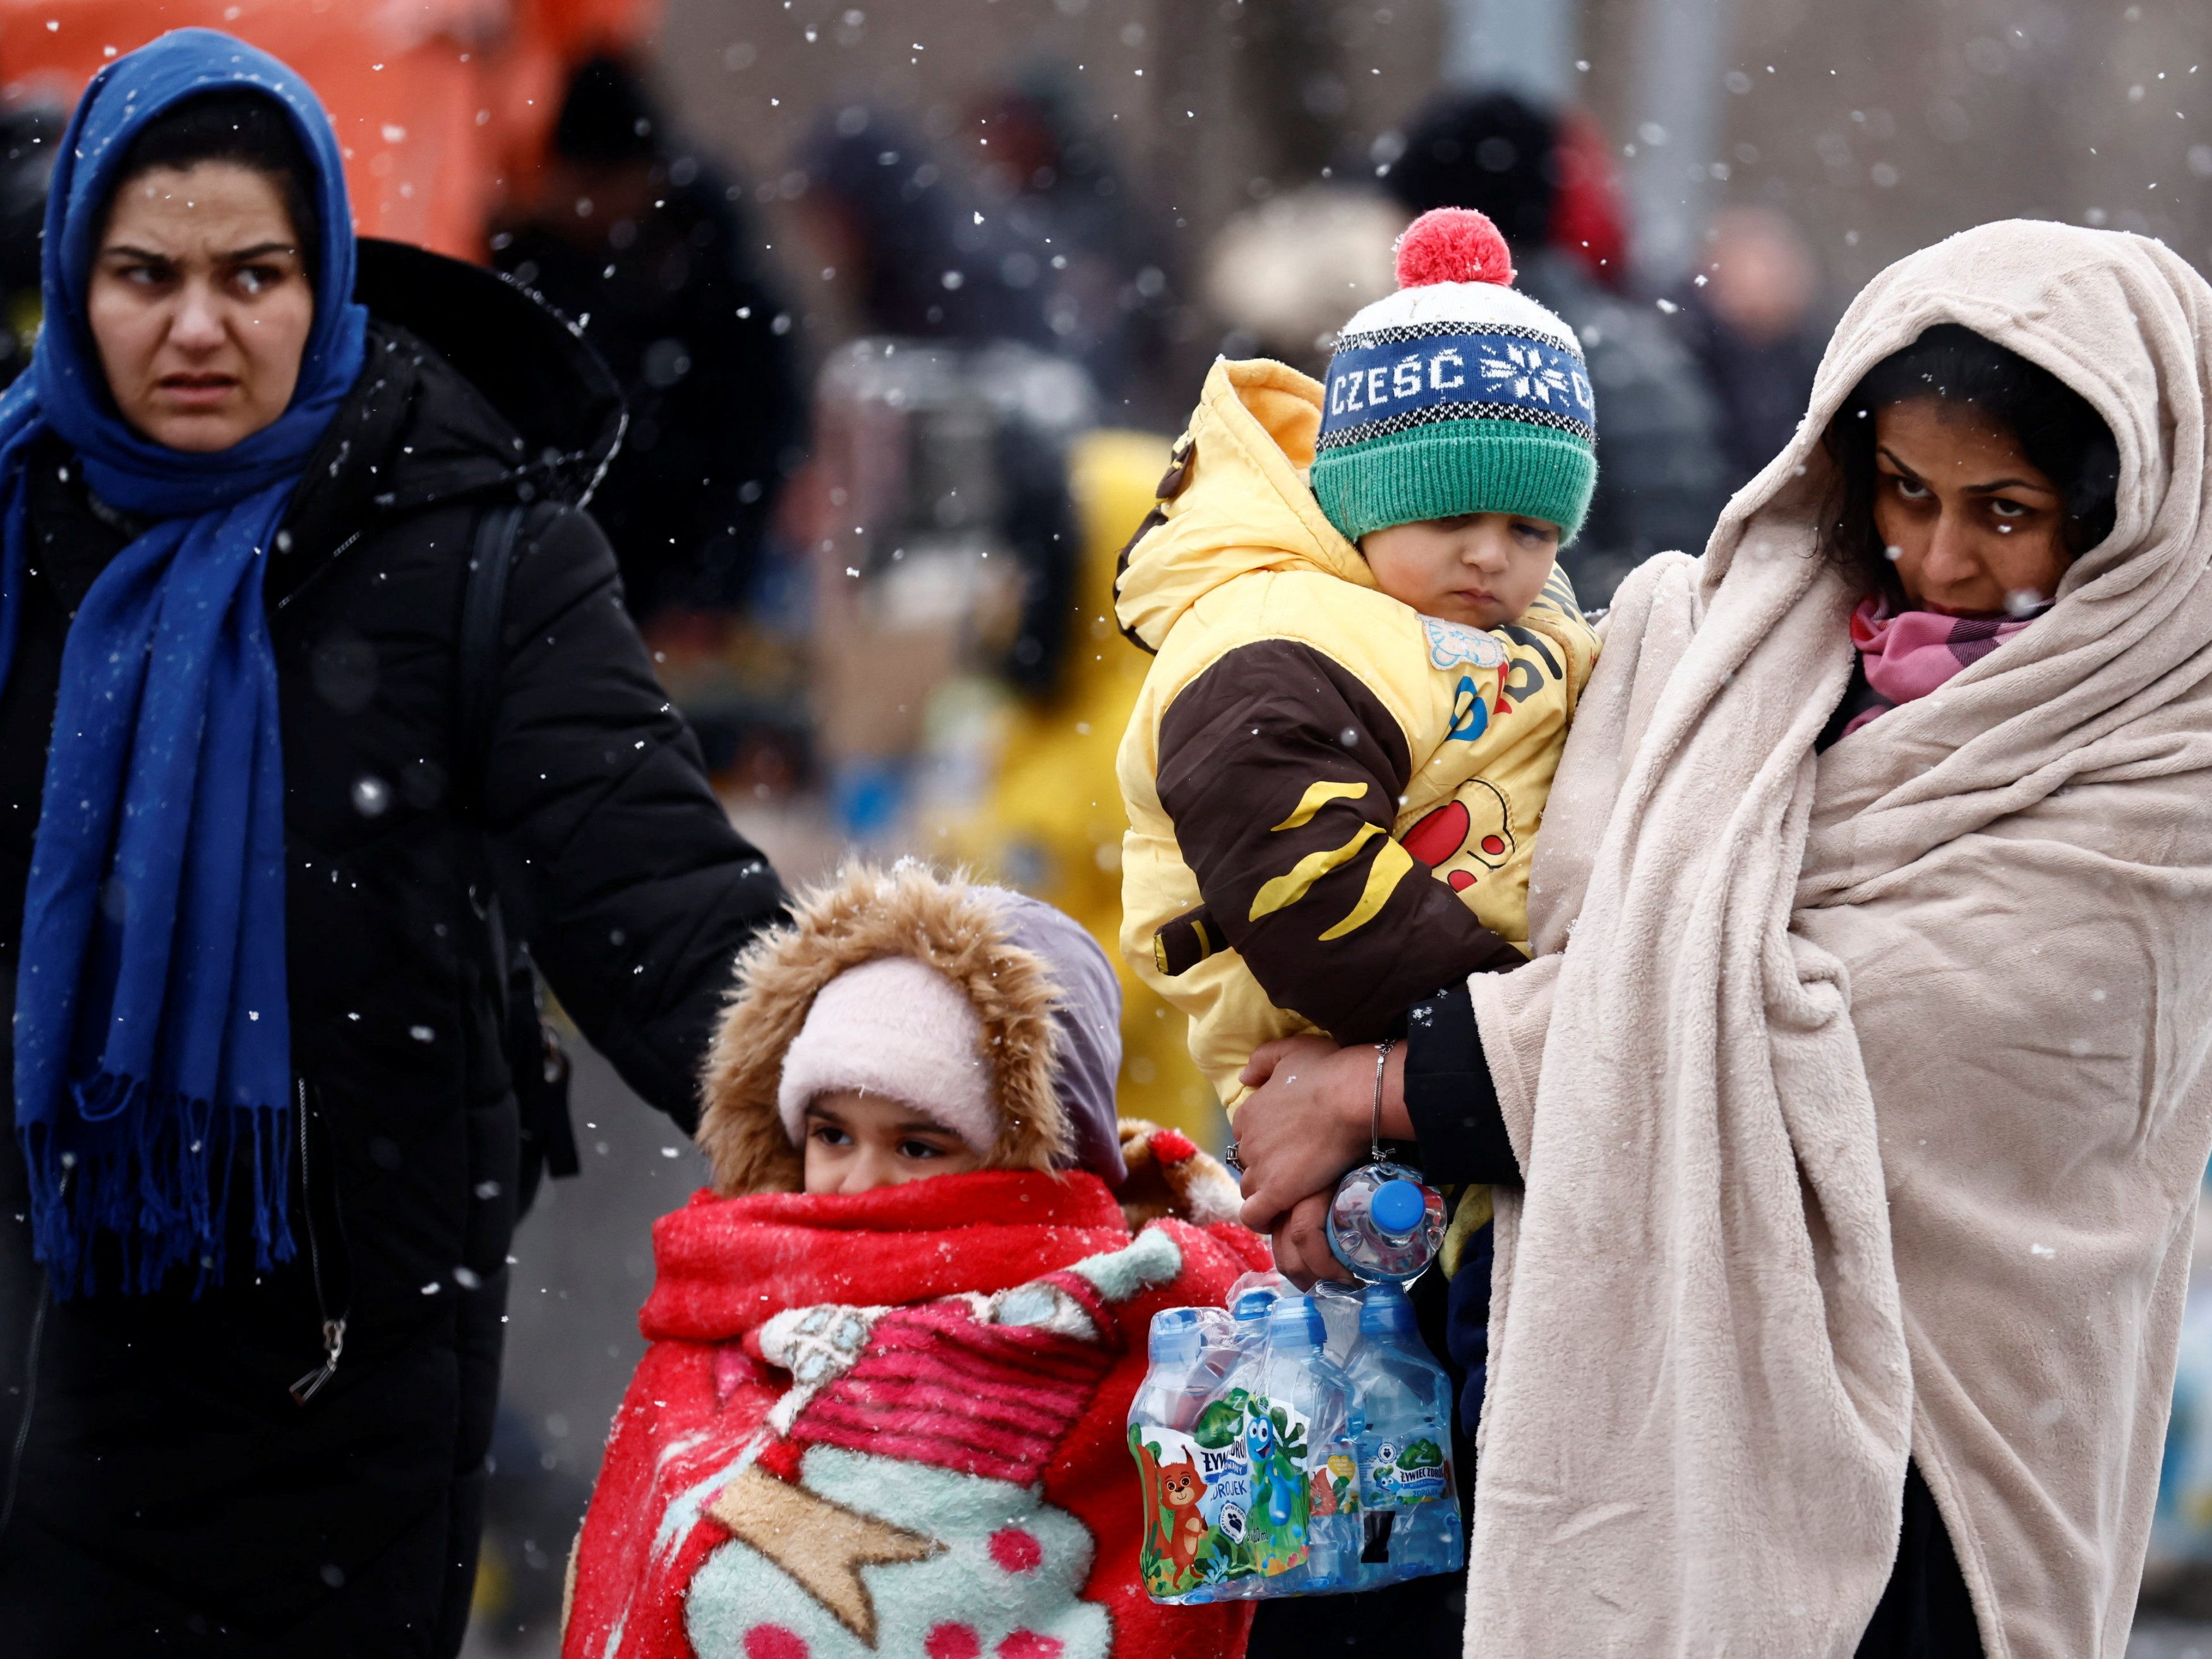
[{"xmin": 1841, "ymin": 594, "xmax": 2043, "ymax": 736}]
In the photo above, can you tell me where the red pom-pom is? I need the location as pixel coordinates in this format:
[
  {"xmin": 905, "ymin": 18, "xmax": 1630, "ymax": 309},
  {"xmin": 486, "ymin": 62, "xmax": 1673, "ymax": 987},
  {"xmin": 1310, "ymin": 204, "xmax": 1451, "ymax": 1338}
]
[
  {"xmin": 1394, "ymin": 207, "xmax": 1515, "ymax": 289},
  {"xmin": 1150, "ymin": 1128, "xmax": 1198, "ymax": 1164}
]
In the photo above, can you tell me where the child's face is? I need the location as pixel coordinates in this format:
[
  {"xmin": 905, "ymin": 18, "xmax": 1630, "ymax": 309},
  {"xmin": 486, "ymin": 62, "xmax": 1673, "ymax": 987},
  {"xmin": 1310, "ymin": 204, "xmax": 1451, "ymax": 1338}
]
[
  {"xmin": 1359, "ymin": 512, "xmax": 1561, "ymax": 629},
  {"xmin": 801, "ymin": 1089, "xmax": 985, "ymax": 1195}
]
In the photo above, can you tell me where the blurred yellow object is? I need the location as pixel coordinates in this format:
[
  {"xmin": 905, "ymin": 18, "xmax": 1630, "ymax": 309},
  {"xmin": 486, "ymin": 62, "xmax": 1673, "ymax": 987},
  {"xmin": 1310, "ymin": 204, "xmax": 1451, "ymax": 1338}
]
[{"xmin": 937, "ymin": 429, "xmax": 1224, "ymax": 1151}]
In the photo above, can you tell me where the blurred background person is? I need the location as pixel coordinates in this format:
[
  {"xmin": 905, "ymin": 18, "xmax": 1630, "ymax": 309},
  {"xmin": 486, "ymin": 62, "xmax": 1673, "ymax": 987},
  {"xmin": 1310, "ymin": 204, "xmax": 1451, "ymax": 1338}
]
[
  {"xmin": 928, "ymin": 419, "xmax": 1220, "ymax": 1140},
  {"xmin": 780, "ymin": 104, "xmax": 1077, "ymax": 828},
  {"xmin": 781, "ymin": 98, "xmax": 1214, "ymax": 1135},
  {"xmin": 966, "ymin": 71, "xmax": 1182, "ymax": 428},
  {"xmin": 1548, "ymin": 104, "xmax": 1633, "ymax": 292},
  {"xmin": 492, "ymin": 54, "xmax": 802, "ymax": 626},
  {"xmin": 1672, "ymin": 203, "xmax": 1829, "ymax": 502},
  {"xmin": 1202, "ymin": 183, "xmax": 1403, "ymax": 375},
  {"xmin": 0, "ymin": 100, "xmax": 57, "ymax": 388},
  {"xmin": 793, "ymin": 102, "xmax": 1053, "ymax": 348},
  {"xmin": 1389, "ymin": 87, "xmax": 1727, "ymax": 603}
]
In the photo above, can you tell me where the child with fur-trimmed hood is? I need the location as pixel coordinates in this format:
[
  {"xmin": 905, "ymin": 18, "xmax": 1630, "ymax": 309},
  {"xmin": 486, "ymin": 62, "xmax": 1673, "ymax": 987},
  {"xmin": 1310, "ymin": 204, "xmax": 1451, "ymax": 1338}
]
[{"xmin": 564, "ymin": 864, "xmax": 1267, "ymax": 1659}]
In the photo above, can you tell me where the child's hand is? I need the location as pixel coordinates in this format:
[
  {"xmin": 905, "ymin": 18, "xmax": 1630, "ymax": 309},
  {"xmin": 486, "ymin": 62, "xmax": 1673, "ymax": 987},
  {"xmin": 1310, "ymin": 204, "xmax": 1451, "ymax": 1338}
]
[
  {"xmin": 1232, "ymin": 1036, "xmax": 1374, "ymax": 1243},
  {"xmin": 1270, "ymin": 1190, "xmax": 1354, "ymax": 1288}
]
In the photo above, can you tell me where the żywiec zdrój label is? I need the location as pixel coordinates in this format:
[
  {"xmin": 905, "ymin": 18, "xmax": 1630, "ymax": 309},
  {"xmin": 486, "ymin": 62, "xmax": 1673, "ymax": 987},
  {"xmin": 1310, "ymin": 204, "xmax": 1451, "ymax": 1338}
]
[
  {"xmin": 1131, "ymin": 1387, "xmax": 1325, "ymax": 1598},
  {"xmin": 1363, "ymin": 1434, "xmax": 1450, "ymax": 1506}
]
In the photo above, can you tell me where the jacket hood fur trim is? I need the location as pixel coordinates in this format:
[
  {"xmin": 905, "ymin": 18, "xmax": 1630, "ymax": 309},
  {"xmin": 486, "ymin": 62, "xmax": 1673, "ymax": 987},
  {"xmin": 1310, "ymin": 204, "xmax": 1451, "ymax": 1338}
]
[{"xmin": 697, "ymin": 864, "xmax": 1071, "ymax": 1195}]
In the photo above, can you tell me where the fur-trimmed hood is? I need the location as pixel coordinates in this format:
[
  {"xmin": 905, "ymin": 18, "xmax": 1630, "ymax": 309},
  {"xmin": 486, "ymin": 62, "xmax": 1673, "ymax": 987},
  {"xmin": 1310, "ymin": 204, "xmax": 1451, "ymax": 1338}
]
[{"xmin": 698, "ymin": 865, "xmax": 1076, "ymax": 1196}]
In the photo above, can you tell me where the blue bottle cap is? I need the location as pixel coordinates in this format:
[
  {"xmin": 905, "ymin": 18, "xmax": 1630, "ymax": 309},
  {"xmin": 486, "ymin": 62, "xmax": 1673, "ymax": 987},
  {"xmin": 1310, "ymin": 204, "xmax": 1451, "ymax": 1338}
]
[
  {"xmin": 1266, "ymin": 1294, "xmax": 1326, "ymax": 1348},
  {"xmin": 1234, "ymin": 1289, "xmax": 1280, "ymax": 1322},
  {"xmin": 1371, "ymin": 1178, "xmax": 1428, "ymax": 1237},
  {"xmin": 1358, "ymin": 1280, "xmax": 1418, "ymax": 1335},
  {"xmin": 1149, "ymin": 1307, "xmax": 1203, "ymax": 1358}
]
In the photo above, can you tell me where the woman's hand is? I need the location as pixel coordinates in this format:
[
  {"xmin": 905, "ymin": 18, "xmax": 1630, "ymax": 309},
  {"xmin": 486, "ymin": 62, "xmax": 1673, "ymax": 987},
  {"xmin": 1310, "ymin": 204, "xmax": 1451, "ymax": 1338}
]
[
  {"xmin": 1233, "ymin": 1036, "xmax": 1369, "ymax": 1232},
  {"xmin": 1232, "ymin": 1034, "xmax": 1412, "ymax": 1285},
  {"xmin": 1267, "ymin": 1190, "xmax": 1345, "ymax": 1288}
]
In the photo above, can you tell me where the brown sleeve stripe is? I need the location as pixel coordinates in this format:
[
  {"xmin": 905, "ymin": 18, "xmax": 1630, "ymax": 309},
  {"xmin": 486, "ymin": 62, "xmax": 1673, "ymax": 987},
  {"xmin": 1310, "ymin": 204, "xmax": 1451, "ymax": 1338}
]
[{"xmin": 1151, "ymin": 905, "xmax": 1227, "ymax": 977}]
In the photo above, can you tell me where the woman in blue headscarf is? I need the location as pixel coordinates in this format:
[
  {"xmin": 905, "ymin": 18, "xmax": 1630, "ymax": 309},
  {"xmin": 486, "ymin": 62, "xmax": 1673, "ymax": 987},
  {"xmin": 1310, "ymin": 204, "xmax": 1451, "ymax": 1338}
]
[{"xmin": 0, "ymin": 32, "xmax": 787, "ymax": 1653}]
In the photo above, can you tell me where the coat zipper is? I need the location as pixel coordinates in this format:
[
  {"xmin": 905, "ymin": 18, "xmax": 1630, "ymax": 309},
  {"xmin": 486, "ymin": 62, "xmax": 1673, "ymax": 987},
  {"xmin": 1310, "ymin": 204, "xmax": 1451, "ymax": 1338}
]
[
  {"xmin": 269, "ymin": 527, "xmax": 364, "ymax": 616},
  {"xmin": 0, "ymin": 1261, "xmax": 49, "ymax": 1539},
  {"xmin": 289, "ymin": 1079, "xmax": 347, "ymax": 1406}
]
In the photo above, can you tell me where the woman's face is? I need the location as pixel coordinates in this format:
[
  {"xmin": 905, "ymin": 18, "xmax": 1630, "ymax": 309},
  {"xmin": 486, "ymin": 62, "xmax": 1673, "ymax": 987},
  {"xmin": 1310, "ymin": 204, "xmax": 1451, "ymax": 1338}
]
[
  {"xmin": 1870, "ymin": 397, "xmax": 2072, "ymax": 616},
  {"xmin": 87, "ymin": 161, "xmax": 311, "ymax": 452}
]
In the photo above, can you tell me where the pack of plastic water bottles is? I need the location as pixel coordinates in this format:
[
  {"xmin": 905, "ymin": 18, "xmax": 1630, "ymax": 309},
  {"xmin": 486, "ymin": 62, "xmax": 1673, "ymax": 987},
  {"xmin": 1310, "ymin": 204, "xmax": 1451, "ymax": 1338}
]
[{"xmin": 1126, "ymin": 1159, "xmax": 1462, "ymax": 1602}]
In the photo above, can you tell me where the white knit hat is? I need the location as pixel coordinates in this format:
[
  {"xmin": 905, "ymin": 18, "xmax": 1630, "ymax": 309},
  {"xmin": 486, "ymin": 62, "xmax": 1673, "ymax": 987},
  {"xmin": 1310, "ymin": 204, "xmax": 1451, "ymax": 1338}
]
[{"xmin": 775, "ymin": 955, "xmax": 996, "ymax": 1154}]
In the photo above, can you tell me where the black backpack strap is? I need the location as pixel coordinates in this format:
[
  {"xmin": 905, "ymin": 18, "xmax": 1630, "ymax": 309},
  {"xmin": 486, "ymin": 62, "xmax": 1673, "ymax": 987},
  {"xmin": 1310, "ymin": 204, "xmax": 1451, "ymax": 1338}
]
[
  {"xmin": 456, "ymin": 502, "xmax": 526, "ymax": 820},
  {"xmin": 453, "ymin": 502, "xmax": 579, "ymax": 1204}
]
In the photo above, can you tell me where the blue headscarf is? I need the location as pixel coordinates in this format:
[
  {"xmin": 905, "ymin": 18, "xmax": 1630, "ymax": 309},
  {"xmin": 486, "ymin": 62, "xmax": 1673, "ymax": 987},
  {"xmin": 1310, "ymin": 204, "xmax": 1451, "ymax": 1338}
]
[{"xmin": 0, "ymin": 30, "xmax": 366, "ymax": 1296}]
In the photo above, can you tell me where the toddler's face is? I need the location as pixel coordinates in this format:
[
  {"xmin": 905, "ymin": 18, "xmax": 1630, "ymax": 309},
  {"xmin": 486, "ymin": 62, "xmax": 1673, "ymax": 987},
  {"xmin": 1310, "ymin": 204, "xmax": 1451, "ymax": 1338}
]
[
  {"xmin": 802, "ymin": 1089, "xmax": 985, "ymax": 1195},
  {"xmin": 1359, "ymin": 512, "xmax": 1560, "ymax": 629}
]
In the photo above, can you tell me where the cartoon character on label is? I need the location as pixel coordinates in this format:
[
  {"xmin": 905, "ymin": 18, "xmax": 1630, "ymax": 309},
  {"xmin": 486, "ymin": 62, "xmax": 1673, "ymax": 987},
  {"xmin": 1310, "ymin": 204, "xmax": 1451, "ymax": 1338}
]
[
  {"xmin": 1134, "ymin": 1434, "xmax": 1215, "ymax": 1595},
  {"xmin": 1159, "ymin": 1453, "xmax": 1208, "ymax": 1583},
  {"xmin": 1242, "ymin": 1406, "xmax": 1311, "ymax": 1576}
]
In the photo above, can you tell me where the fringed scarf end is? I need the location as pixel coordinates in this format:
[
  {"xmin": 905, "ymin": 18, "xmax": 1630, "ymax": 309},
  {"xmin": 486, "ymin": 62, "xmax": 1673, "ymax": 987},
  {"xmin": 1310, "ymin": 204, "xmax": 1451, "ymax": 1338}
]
[{"xmin": 24, "ymin": 1076, "xmax": 295, "ymax": 1298}]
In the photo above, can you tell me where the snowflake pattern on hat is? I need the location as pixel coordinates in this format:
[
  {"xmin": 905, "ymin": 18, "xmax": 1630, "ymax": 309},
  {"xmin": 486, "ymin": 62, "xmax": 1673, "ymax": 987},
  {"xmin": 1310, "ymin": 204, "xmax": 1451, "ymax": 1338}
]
[{"xmin": 1480, "ymin": 340, "xmax": 1578, "ymax": 408}]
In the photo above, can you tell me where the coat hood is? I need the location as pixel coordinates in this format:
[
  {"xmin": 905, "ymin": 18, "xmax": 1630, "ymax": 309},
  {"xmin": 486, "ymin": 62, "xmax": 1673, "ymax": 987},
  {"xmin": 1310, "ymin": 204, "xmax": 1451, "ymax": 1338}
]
[
  {"xmin": 697, "ymin": 864, "xmax": 1076, "ymax": 1195},
  {"xmin": 265, "ymin": 238, "xmax": 626, "ymax": 600},
  {"xmin": 1112, "ymin": 358, "xmax": 1376, "ymax": 652},
  {"xmin": 351, "ymin": 237, "xmax": 624, "ymax": 508}
]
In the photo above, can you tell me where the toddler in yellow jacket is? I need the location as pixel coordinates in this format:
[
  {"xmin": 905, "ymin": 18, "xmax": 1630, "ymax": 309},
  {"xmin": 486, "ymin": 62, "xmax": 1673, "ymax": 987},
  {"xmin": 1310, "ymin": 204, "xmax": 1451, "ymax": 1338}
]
[{"xmin": 1115, "ymin": 208, "xmax": 1601, "ymax": 1105}]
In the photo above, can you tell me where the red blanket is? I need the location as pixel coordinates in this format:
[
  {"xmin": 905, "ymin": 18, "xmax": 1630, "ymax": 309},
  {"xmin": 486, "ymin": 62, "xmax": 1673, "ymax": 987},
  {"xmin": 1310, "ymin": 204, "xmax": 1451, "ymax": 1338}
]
[{"xmin": 565, "ymin": 1170, "xmax": 1270, "ymax": 1659}]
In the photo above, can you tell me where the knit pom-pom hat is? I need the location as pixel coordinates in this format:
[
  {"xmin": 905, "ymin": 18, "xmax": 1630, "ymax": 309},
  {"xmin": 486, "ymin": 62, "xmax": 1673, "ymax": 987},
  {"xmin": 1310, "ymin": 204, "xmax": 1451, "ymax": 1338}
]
[{"xmin": 1309, "ymin": 207, "xmax": 1597, "ymax": 545}]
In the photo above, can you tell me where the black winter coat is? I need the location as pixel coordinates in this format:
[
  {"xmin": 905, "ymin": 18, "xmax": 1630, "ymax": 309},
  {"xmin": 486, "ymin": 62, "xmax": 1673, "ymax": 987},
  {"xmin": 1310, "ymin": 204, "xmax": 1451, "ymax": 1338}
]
[{"xmin": 0, "ymin": 241, "xmax": 785, "ymax": 1655}]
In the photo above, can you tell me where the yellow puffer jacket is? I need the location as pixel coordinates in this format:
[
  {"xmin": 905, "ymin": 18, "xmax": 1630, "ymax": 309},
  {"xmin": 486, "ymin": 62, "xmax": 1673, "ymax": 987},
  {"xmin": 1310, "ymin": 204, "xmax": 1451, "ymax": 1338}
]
[
  {"xmin": 933, "ymin": 429, "xmax": 1222, "ymax": 1143},
  {"xmin": 1114, "ymin": 359, "xmax": 1599, "ymax": 1105}
]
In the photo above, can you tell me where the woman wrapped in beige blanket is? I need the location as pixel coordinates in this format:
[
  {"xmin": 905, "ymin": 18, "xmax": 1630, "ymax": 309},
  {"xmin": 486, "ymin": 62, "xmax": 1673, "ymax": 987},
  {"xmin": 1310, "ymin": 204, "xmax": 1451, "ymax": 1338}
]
[{"xmin": 1232, "ymin": 218, "xmax": 2212, "ymax": 1658}]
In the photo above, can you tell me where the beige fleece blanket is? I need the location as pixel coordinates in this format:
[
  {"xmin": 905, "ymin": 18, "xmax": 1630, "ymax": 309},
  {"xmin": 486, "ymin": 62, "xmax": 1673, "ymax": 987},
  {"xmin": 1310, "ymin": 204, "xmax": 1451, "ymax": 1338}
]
[{"xmin": 1465, "ymin": 221, "xmax": 2212, "ymax": 1658}]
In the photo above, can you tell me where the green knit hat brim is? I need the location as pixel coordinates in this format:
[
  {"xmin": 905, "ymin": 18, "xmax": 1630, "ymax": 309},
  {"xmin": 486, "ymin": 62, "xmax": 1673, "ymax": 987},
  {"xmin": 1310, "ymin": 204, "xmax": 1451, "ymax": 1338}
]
[{"xmin": 1310, "ymin": 418, "xmax": 1597, "ymax": 546}]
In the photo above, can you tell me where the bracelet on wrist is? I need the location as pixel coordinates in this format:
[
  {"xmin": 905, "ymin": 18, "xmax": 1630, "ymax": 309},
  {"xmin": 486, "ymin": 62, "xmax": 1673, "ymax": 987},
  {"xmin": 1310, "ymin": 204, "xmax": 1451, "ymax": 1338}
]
[{"xmin": 1371, "ymin": 1038, "xmax": 1394, "ymax": 1162}]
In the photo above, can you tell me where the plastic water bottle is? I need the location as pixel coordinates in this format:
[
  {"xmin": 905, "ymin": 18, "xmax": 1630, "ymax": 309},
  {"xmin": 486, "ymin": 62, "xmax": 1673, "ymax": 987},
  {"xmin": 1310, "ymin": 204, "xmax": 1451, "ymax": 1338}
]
[
  {"xmin": 1309, "ymin": 1278, "xmax": 1364, "ymax": 1365},
  {"xmin": 1229, "ymin": 1283, "xmax": 1283, "ymax": 1355},
  {"xmin": 1133, "ymin": 1308, "xmax": 1219, "ymax": 1435},
  {"xmin": 1327, "ymin": 1160, "xmax": 1448, "ymax": 1285},
  {"xmin": 1247, "ymin": 1295, "xmax": 1361, "ymax": 1595},
  {"xmin": 1129, "ymin": 1309, "xmax": 1229, "ymax": 1603},
  {"xmin": 1344, "ymin": 1282, "xmax": 1463, "ymax": 1585},
  {"xmin": 1202, "ymin": 1290, "xmax": 1282, "ymax": 1600}
]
